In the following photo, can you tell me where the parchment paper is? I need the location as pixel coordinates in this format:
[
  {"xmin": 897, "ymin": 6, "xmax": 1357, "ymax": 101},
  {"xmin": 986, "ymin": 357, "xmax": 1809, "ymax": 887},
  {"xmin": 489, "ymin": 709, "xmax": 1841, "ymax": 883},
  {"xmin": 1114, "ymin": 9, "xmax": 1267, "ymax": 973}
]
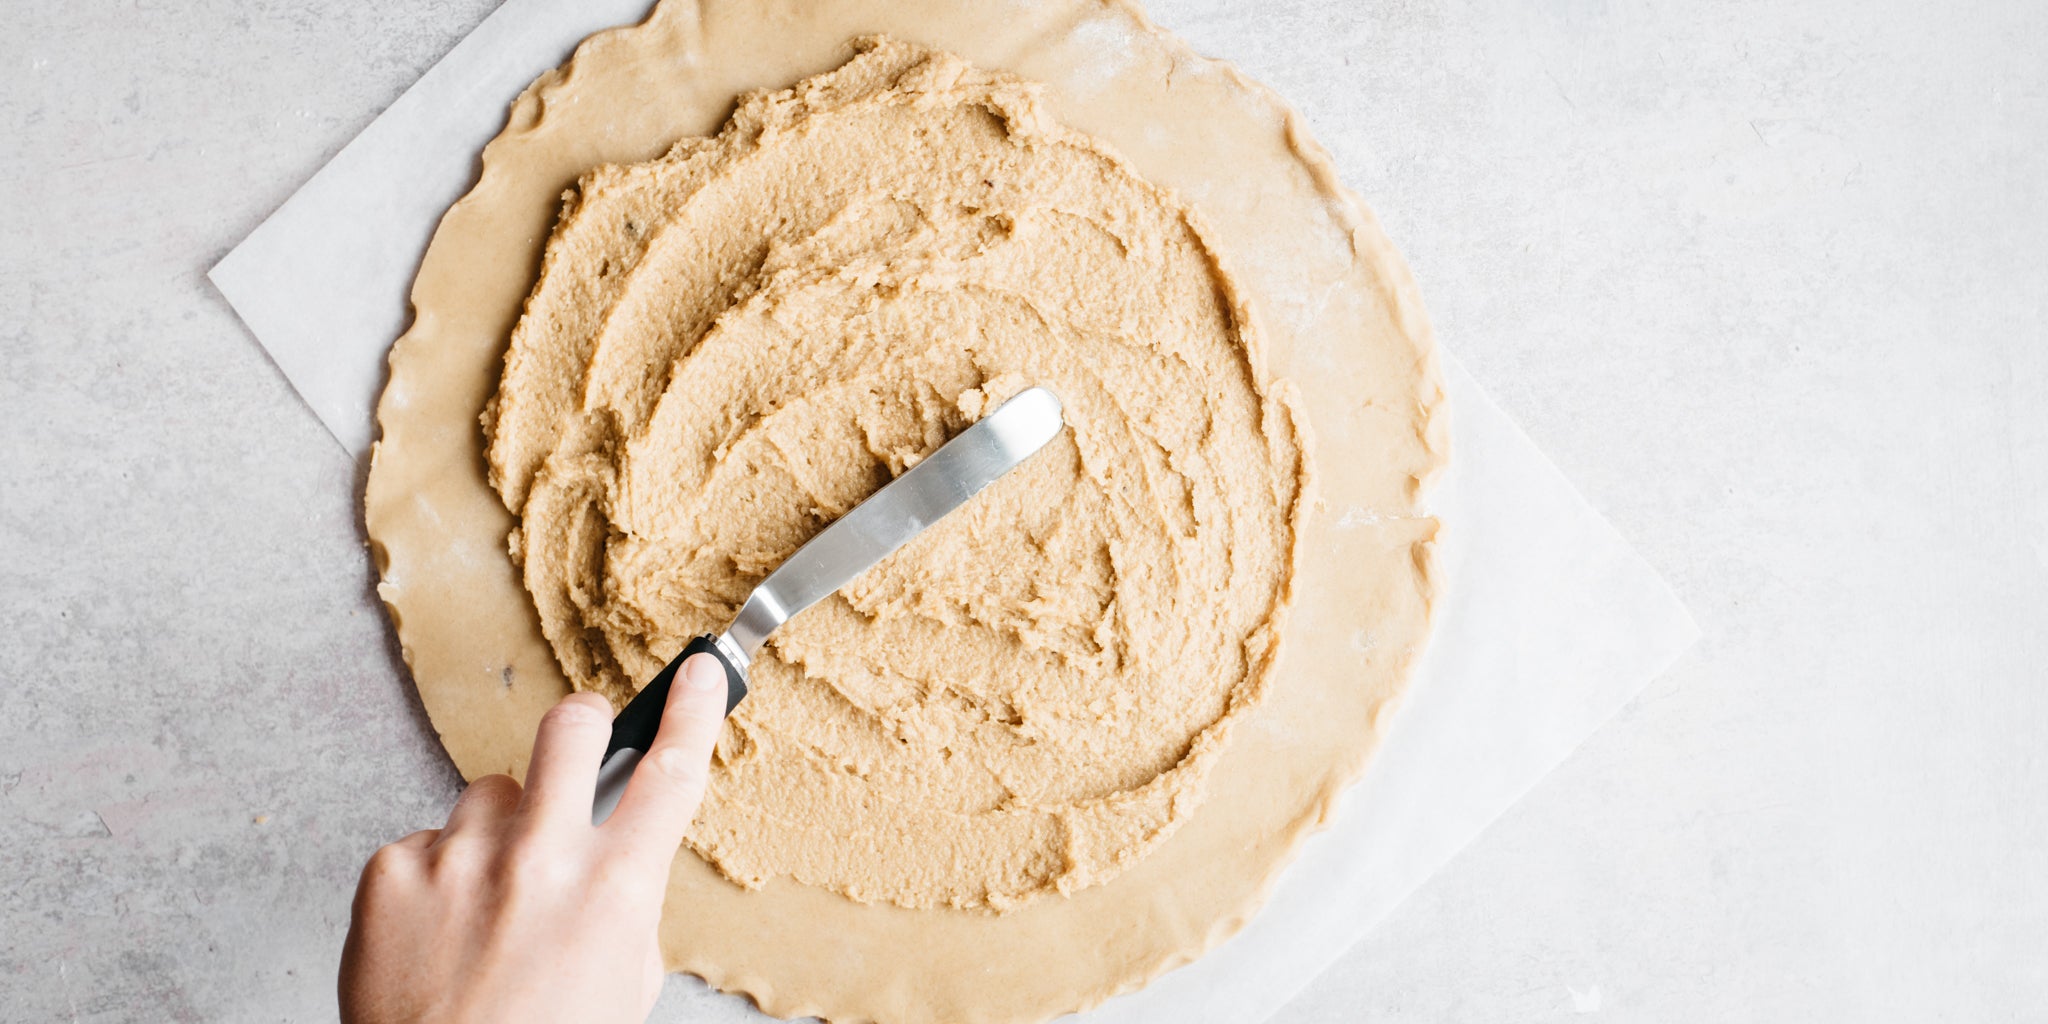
[{"xmin": 209, "ymin": 1, "xmax": 1700, "ymax": 1020}]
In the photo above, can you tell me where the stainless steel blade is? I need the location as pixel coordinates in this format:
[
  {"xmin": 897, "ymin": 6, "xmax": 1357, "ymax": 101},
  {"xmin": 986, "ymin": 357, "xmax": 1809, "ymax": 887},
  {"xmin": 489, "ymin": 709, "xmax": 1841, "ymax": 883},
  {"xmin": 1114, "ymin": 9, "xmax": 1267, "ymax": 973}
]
[
  {"xmin": 722, "ymin": 386, "xmax": 1064, "ymax": 664},
  {"xmin": 592, "ymin": 386, "xmax": 1064, "ymax": 824}
]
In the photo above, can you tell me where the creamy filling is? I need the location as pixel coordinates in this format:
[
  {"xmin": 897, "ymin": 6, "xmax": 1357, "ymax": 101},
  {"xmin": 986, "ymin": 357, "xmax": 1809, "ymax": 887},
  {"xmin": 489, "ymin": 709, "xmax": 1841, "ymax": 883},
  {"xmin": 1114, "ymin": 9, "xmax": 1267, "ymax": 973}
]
[{"xmin": 485, "ymin": 38, "xmax": 1307, "ymax": 911}]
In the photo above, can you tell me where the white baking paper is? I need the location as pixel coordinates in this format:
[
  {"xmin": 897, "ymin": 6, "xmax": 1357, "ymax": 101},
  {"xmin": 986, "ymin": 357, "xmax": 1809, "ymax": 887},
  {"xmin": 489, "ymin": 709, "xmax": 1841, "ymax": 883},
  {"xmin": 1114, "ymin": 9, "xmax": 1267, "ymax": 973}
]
[
  {"xmin": 211, "ymin": 0, "xmax": 663, "ymax": 457},
  {"xmin": 208, "ymin": 1, "xmax": 1699, "ymax": 1021}
]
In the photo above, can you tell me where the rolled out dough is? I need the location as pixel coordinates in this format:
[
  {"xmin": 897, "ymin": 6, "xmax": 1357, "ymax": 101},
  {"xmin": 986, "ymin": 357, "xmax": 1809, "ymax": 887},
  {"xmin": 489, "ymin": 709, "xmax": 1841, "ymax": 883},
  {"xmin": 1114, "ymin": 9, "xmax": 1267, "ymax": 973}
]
[
  {"xmin": 484, "ymin": 38, "xmax": 1313, "ymax": 914},
  {"xmin": 365, "ymin": 2, "xmax": 1444, "ymax": 1021}
]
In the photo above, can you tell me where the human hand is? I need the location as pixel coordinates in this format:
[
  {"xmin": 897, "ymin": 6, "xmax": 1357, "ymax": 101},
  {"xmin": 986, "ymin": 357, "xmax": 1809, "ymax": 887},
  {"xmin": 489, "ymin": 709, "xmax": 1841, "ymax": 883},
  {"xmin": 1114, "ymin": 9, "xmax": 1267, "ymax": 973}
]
[{"xmin": 338, "ymin": 653, "xmax": 728, "ymax": 1024}]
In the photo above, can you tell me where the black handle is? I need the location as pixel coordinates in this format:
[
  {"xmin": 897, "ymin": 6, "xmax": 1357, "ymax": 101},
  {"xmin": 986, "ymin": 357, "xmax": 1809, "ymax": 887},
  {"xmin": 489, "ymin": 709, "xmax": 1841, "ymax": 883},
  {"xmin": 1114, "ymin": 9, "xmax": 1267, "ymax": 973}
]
[{"xmin": 603, "ymin": 634, "xmax": 747, "ymax": 759}]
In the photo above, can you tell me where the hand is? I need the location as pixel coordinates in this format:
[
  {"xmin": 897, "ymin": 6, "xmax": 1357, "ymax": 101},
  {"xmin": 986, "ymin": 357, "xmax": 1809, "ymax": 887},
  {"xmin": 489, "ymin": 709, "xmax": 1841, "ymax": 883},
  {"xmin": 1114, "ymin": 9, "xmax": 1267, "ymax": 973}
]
[{"xmin": 339, "ymin": 653, "xmax": 729, "ymax": 1024}]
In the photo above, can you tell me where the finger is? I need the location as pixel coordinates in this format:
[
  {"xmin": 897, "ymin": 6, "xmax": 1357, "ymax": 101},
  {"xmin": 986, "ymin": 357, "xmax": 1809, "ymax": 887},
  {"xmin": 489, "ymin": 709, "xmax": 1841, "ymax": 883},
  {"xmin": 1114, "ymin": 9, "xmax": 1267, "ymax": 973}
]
[
  {"xmin": 443, "ymin": 773, "xmax": 521, "ymax": 834},
  {"xmin": 392, "ymin": 828, "xmax": 441, "ymax": 851},
  {"xmin": 359, "ymin": 830, "xmax": 436, "ymax": 887},
  {"xmin": 516, "ymin": 691, "xmax": 615, "ymax": 829},
  {"xmin": 356, "ymin": 830, "xmax": 437, "ymax": 901},
  {"xmin": 604, "ymin": 652, "xmax": 727, "ymax": 858}
]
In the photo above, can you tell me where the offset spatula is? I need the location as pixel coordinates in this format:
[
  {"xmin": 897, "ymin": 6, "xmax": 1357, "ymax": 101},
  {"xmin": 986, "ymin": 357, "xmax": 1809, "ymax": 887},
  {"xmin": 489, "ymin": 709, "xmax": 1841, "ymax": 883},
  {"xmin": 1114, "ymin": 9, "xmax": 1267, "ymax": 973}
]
[{"xmin": 592, "ymin": 386, "xmax": 1065, "ymax": 822}]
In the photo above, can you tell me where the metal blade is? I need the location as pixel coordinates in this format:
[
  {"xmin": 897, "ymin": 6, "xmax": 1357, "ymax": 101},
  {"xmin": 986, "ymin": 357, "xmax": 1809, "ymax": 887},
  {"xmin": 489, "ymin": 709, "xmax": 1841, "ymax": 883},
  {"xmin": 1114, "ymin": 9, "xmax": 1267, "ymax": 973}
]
[{"xmin": 722, "ymin": 386, "xmax": 1064, "ymax": 664}]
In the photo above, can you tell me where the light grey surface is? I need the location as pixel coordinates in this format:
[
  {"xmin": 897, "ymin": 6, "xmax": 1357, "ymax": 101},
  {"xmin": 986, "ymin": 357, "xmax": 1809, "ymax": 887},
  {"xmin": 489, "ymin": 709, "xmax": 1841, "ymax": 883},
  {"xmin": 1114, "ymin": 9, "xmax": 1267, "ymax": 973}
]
[{"xmin": 1, "ymin": 2, "xmax": 2042, "ymax": 1022}]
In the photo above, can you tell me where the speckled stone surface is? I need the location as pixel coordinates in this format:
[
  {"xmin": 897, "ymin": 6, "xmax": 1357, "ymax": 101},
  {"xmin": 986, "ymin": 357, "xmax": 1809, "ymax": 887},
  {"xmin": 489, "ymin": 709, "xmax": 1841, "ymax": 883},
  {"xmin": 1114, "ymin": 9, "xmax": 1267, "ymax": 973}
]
[{"xmin": 2, "ymin": 1, "xmax": 2044, "ymax": 1021}]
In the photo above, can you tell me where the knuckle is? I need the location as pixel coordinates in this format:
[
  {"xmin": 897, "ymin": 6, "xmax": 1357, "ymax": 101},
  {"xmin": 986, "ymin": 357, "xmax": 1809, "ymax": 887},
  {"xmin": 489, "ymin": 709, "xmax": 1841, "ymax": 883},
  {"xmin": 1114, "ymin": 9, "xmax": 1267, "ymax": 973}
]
[
  {"xmin": 590, "ymin": 857, "xmax": 665, "ymax": 906},
  {"xmin": 360, "ymin": 843, "xmax": 418, "ymax": 887},
  {"xmin": 453, "ymin": 773, "xmax": 521, "ymax": 816},
  {"xmin": 644, "ymin": 746, "xmax": 709, "ymax": 792},
  {"xmin": 469, "ymin": 773, "xmax": 521, "ymax": 799},
  {"xmin": 425, "ymin": 833, "xmax": 489, "ymax": 878},
  {"xmin": 363, "ymin": 845, "xmax": 404, "ymax": 875},
  {"xmin": 493, "ymin": 844, "xmax": 580, "ymax": 895},
  {"xmin": 541, "ymin": 694, "xmax": 611, "ymax": 730}
]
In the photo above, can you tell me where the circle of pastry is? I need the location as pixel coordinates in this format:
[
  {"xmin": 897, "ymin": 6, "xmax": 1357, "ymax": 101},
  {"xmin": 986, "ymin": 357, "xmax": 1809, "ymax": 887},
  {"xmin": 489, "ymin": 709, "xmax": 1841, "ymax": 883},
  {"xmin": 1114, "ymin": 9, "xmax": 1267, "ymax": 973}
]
[
  {"xmin": 483, "ymin": 41, "xmax": 1308, "ymax": 913},
  {"xmin": 366, "ymin": 4, "xmax": 1444, "ymax": 1021}
]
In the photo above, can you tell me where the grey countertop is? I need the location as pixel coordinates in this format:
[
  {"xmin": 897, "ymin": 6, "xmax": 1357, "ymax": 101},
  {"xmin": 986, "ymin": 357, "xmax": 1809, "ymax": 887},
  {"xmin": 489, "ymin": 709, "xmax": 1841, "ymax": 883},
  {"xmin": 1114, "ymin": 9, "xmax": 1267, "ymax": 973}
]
[{"xmin": 4, "ymin": 1, "xmax": 2044, "ymax": 1020}]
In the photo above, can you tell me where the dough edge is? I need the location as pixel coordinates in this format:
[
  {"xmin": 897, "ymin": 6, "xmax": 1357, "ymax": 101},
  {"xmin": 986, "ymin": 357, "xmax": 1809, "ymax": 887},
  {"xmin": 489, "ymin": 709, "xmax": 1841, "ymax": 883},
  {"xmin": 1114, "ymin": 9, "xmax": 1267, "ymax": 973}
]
[
  {"xmin": 492, "ymin": 35, "xmax": 1325, "ymax": 912},
  {"xmin": 365, "ymin": 2, "xmax": 1448, "ymax": 1021}
]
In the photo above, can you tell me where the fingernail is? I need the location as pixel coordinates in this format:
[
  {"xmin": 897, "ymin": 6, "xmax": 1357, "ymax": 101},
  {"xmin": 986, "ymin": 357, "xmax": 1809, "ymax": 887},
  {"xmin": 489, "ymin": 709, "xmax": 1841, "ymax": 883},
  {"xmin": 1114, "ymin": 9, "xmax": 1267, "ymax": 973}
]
[{"xmin": 684, "ymin": 653, "xmax": 725, "ymax": 695}]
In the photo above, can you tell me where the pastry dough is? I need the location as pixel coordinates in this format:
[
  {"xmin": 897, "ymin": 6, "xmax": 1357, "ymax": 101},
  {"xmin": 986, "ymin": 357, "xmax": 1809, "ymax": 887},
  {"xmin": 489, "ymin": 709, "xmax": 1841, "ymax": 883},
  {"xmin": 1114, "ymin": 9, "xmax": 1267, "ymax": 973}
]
[
  {"xmin": 366, "ymin": 2, "xmax": 1444, "ymax": 1021},
  {"xmin": 483, "ymin": 39, "xmax": 1309, "ymax": 913}
]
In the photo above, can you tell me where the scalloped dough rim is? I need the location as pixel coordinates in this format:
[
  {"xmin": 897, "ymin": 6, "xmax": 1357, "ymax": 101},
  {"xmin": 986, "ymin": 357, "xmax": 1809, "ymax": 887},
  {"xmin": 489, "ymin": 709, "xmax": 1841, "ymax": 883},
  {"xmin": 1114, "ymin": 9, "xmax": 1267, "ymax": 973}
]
[{"xmin": 364, "ymin": 2, "xmax": 1446, "ymax": 1021}]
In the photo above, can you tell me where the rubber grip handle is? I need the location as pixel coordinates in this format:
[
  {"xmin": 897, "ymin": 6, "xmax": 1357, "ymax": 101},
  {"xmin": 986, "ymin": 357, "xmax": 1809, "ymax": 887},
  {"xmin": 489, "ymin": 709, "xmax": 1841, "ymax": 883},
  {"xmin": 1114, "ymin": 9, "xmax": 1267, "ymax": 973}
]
[{"xmin": 602, "ymin": 634, "xmax": 747, "ymax": 761}]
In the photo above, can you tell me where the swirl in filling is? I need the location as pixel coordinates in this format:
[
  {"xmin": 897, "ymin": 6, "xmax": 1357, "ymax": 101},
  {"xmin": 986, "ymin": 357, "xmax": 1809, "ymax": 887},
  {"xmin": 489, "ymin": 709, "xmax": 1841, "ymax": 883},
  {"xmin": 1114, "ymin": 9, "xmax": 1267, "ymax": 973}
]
[{"xmin": 485, "ymin": 38, "xmax": 1308, "ymax": 911}]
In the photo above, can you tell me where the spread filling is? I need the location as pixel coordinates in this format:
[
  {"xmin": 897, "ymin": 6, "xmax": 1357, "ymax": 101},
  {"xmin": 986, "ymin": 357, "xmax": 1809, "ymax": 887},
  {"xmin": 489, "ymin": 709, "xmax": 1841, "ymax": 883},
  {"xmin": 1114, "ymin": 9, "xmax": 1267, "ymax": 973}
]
[{"xmin": 484, "ymin": 38, "xmax": 1308, "ymax": 911}]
